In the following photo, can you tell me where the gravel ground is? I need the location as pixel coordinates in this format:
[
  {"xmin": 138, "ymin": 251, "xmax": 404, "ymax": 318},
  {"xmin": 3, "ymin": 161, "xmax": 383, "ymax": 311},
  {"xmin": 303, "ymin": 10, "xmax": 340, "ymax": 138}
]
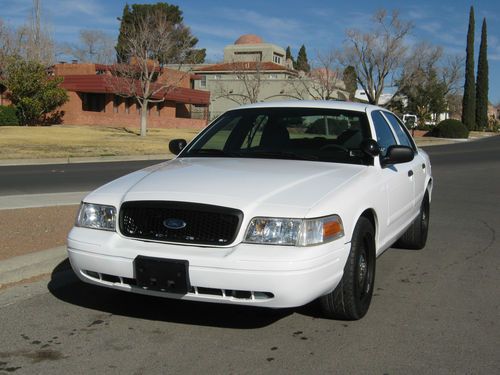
[{"xmin": 0, "ymin": 205, "xmax": 78, "ymax": 260}]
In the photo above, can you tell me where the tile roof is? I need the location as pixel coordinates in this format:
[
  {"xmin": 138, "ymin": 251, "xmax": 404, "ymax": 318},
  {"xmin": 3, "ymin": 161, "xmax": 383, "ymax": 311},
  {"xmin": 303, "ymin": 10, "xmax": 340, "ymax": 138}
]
[{"xmin": 60, "ymin": 75, "xmax": 210, "ymax": 105}]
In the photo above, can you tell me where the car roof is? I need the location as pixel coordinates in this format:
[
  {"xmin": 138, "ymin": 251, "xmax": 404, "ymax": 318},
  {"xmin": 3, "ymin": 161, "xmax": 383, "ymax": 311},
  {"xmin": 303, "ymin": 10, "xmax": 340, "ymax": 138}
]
[{"xmin": 232, "ymin": 100, "xmax": 382, "ymax": 112}]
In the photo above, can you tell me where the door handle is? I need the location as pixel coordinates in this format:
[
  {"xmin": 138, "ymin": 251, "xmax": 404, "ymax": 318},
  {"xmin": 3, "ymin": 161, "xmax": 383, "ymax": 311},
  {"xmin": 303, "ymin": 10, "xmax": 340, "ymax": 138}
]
[{"xmin": 408, "ymin": 170, "xmax": 414, "ymax": 177}]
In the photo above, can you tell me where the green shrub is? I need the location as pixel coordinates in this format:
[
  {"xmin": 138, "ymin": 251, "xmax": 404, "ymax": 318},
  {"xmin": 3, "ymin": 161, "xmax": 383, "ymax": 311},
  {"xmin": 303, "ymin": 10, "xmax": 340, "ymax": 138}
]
[
  {"xmin": 0, "ymin": 105, "xmax": 19, "ymax": 126},
  {"xmin": 431, "ymin": 119, "xmax": 469, "ymax": 139},
  {"xmin": 416, "ymin": 124, "xmax": 433, "ymax": 131}
]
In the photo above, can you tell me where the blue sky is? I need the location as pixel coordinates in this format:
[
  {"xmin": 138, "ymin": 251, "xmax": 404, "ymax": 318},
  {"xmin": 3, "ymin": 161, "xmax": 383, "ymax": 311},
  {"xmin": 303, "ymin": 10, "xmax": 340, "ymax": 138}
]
[{"xmin": 1, "ymin": 0, "xmax": 499, "ymax": 104}]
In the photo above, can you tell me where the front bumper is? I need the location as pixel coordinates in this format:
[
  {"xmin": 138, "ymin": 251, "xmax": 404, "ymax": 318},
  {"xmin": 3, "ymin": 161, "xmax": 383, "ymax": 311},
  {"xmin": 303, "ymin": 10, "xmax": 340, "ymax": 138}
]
[{"xmin": 67, "ymin": 227, "xmax": 350, "ymax": 308}]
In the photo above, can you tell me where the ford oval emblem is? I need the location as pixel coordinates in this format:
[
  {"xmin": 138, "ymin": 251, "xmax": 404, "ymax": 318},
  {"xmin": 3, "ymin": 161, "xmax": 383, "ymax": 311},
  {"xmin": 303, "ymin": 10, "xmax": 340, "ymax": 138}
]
[{"xmin": 163, "ymin": 218, "xmax": 187, "ymax": 230}]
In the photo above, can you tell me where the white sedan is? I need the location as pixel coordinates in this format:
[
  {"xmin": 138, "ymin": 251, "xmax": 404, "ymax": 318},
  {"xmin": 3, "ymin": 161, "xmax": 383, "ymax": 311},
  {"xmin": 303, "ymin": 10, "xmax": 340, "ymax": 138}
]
[{"xmin": 67, "ymin": 101, "xmax": 432, "ymax": 320}]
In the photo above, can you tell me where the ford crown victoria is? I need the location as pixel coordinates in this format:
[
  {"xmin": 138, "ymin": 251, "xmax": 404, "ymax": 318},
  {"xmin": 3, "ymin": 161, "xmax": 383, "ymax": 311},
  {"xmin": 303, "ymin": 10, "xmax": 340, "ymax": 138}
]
[{"xmin": 67, "ymin": 101, "xmax": 432, "ymax": 320}]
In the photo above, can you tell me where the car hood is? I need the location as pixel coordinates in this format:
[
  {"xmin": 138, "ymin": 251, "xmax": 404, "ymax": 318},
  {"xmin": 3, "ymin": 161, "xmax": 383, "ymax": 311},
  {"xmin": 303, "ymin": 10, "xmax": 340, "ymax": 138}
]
[{"xmin": 86, "ymin": 157, "xmax": 366, "ymax": 218}]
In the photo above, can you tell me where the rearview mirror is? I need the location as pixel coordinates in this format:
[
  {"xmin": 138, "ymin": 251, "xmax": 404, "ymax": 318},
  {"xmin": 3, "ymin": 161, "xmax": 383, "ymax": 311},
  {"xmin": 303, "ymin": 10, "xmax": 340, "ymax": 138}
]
[
  {"xmin": 381, "ymin": 145, "xmax": 414, "ymax": 167},
  {"xmin": 361, "ymin": 139, "xmax": 380, "ymax": 157},
  {"xmin": 169, "ymin": 139, "xmax": 187, "ymax": 155}
]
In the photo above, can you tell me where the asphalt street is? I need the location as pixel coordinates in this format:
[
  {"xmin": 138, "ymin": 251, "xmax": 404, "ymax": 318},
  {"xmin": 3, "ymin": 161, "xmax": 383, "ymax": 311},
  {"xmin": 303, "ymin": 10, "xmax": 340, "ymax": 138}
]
[
  {"xmin": 0, "ymin": 160, "xmax": 162, "ymax": 196},
  {"xmin": 0, "ymin": 136, "xmax": 499, "ymax": 374}
]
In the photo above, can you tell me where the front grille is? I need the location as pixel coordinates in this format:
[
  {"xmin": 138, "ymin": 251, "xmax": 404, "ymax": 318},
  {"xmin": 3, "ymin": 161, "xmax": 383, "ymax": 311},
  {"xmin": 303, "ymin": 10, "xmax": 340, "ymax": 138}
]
[{"xmin": 119, "ymin": 201, "xmax": 243, "ymax": 246}]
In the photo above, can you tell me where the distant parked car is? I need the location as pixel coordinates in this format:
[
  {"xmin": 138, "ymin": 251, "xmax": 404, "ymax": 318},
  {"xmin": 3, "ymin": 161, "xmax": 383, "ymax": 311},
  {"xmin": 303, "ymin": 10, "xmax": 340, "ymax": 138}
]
[
  {"xmin": 403, "ymin": 114, "xmax": 418, "ymax": 128},
  {"xmin": 68, "ymin": 101, "xmax": 433, "ymax": 320}
]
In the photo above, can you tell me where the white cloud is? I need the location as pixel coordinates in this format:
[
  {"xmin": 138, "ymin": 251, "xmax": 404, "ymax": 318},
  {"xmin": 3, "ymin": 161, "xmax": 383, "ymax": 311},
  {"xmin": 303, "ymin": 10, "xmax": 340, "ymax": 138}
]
[{"xmin": 191, "ymin": 24, "xmax": 240, "ymax": 41}]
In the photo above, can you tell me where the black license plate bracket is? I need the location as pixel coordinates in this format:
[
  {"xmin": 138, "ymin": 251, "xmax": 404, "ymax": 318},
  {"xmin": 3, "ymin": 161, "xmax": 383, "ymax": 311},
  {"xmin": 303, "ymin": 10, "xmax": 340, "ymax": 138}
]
[{"xmin": 134, "ymin": 256, "xmax": 190, "ymax": 294}]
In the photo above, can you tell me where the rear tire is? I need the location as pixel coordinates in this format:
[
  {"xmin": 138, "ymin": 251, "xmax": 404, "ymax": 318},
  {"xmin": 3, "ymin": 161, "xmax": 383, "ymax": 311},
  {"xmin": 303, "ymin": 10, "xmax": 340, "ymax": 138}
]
[
  {"xmin": 394, "ymin": 192, "xmax": 430, "ymax": 250},
  {"xmin": 320, "ymin": 217, "xmax": 376, "ymax": 320}
]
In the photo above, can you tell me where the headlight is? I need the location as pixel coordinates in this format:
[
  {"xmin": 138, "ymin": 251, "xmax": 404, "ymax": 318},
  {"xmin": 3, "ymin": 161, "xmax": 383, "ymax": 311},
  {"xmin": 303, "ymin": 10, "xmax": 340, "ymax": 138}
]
[
  {"xmin": 76, "ymin": 203, "xmax": 116, "ymax": 231},
  {"xmin": 244, "ymin": 215, "xmax": 344, "ymax": 246}
]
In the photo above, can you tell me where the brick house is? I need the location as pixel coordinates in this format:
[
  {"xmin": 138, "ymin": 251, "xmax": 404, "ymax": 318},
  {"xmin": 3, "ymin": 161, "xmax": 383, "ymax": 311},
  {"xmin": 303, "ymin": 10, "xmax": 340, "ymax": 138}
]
[{"xmin": 52, "ymin": 62, "xmax": 210, "ymax": 129}]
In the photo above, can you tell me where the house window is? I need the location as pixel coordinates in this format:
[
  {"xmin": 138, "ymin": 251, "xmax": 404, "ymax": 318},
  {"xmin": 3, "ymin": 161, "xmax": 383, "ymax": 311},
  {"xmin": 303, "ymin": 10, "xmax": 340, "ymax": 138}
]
[
  {"xmin": 213, "ymin": 74, "xmax": 222, "ymax": 80},
  {"xmin": 273, "ymin": 54, "xmax": 283, "ymax": 64},
  {"xmin": 200, "ymin": 75, "xmax": 206, "ymax": 88},
  {"xmin": 157, "ymin": 102, "xmax": 162, "ymax": 116},
  {"xmin": 269, "ymin": 74, "xmax": 278, "ymax": 79},
  {"xmin": 113, "ymin": 96, "xmax": 121, "ymax": 113},
  {"xmin": 82, "ymin": 93, "xmax": 105, "ymax": 112}
]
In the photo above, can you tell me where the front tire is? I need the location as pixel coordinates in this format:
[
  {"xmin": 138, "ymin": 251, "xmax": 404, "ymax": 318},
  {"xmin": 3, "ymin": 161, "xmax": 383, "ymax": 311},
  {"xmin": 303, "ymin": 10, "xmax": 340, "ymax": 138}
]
[
  {"xmin": 394, "ymin": 192, "xmax": 430, "ymax": 250},
  {"xmin": 320, "ymin": 217, "xmax": 376, "ymax": 320}
]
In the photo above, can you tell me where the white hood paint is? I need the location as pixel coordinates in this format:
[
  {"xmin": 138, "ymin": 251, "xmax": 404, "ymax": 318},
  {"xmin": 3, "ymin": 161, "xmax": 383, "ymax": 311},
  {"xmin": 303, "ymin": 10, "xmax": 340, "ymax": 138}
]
[{"xmin": 85, "ymin": 157, "xmax": 366, "ymax": 218}]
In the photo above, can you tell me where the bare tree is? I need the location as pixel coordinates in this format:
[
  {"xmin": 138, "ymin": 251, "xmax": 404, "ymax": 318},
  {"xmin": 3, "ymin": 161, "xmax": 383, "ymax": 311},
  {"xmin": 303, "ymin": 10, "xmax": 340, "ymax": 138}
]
[
  {"xmin": 394, "ymin": 42, "xmax": 463, "ymax": 125},
  {"xmin": 0, "ymin": 1, "xmax": 54, "ymax": 66},
  {"xmin": 287, "ymin": 51, "xmax": 346, "ymax": 100},
  {"xmin": 213, "ymin": 59, "xmax": 300, "ymax": 111},
  {"xmin": 339, "ymin": 9, "xmax": 412, "ymax": 105},
  {"xmin": 398, "ymin": 43, "xmax": 462, "ymax": 95},
  {"xmin": 24, "ymin": 0, "xmax": 54, "ymax": 64},
  {"xmin": 62, "ymin": 29, "xmax": 115, "ymax": 64},
  {"xmin": 214, "ymin": 60, "xmax": 267, "ymax": 105},
  {"xmin": 108, "ymin": 12, "xmax": 192, "ymax": 136},
  {"xmin": 0, "ymin": 20, "xmax": 15, "ymax": 68}
]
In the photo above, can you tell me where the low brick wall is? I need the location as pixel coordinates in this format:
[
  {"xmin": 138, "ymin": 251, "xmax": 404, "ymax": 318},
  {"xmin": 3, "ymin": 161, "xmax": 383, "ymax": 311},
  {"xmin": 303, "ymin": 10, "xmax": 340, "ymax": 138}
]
[
  {"xmin": 62, "ymin": 110, "xmax": 207, "ymax": 129},
  {"xmin": 60, "ymin": 91, "xmax": 207, "ymax": 129},
  {"xmin": 411, "ymin": 130, "xmax": 430, "ymax": 137}
]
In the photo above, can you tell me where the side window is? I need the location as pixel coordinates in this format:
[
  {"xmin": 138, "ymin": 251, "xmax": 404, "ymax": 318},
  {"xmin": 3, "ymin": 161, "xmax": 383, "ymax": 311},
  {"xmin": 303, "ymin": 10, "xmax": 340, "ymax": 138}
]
[
  {"xmin": 383, "ymin": 112, "xmax": 415, "ymax": 150},
  {"xmin": 371, "ymin": 111, "xmax": 397, "ymax": 157}
]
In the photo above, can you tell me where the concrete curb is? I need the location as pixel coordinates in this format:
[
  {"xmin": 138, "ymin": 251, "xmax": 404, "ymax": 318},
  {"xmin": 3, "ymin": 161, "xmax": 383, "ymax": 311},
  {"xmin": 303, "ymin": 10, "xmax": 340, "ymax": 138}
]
[
  {"xmin": 0, "ymin": 153, "xmax": 171, "ymax": 167},
  {"xmin": 0, "ymin": 246, "xmax": 67, "ymax": 287},
  {"xmin": 0, "ymin": 191, "xmax": 88, "ymax": 210}
]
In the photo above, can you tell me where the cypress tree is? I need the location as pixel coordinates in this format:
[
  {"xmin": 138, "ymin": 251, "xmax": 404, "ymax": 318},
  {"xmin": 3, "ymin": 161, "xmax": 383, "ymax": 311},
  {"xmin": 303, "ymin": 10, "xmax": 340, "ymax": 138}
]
[
  {"xmin": 475, "ymin": 18, "xmax": 489, "ymax": 129},
  {"xmin": 285, "ymin": 46, "xmax": 295, "ymax": 66},
  {"xmin": 462, "ymin": 6, "xmax": 475, "ymax": 130},
  {"xmin": 295, "ymin": 45, "xmax": 310, "ymax": 72}
]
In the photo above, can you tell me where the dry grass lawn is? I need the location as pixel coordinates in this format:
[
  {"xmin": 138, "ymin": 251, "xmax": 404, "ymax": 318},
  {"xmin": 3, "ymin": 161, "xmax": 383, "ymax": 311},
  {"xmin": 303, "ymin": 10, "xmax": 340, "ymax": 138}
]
[
  {"xmin": 0, "ymin": 125, "xmax": 202, "ymax": 159},
  {"xmin": 0, "ymin": 125, "xmax": 497, "ymax": 160}
]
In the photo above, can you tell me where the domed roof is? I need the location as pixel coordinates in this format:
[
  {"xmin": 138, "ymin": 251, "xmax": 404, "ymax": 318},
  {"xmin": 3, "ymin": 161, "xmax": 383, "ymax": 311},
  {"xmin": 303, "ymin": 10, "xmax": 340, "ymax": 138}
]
[{"xmin": 234, "ymin": 34, "xmax": 264, "ymax": 45}]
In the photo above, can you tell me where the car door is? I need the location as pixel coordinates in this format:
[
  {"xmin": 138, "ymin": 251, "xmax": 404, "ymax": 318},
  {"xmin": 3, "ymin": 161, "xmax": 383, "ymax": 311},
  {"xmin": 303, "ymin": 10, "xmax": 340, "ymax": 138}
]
[
  {"xmin": 371, "ymin": 110, "xmax": 415, "ymax": 246},
  {"xmin": 382, "ymin": 111, "xmax": 426, "ymax": 209}
]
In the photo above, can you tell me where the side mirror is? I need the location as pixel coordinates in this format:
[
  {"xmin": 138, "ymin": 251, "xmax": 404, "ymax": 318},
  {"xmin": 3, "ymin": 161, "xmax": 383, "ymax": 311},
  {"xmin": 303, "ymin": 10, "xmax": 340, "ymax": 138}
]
[
  {"xmin": 169, "ymin": 139, "xmax": 187, "ymax": 155},
  {"xmin": 361, "ymin": 139, "xmax": 380, "ymax": 157},
  {"xmin": 381, "ymin": 145, "xmax": 414, "ymax": 167}
]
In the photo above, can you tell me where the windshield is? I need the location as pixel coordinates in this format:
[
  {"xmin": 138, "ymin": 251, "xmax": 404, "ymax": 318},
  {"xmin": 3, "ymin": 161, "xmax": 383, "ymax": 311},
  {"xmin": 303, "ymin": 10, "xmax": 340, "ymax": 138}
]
[{"xmin": 181, "ymin": 107, "xmax": 373, "ymax": 165}]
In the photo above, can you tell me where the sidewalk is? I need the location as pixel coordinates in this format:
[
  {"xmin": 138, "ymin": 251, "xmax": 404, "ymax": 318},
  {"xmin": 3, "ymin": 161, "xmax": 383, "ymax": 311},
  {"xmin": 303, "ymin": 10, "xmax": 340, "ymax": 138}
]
[{"xmin": 0, "ymin": 205, "xmax": 78, "ymax": 288}]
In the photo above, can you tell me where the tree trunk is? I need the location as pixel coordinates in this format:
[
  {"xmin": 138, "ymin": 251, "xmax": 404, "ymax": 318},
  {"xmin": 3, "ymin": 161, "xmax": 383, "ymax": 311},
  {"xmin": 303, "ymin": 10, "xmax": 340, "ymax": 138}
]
[{"xmin": 140, "ymin": 100, "xmax": 148, "ymax": 137}]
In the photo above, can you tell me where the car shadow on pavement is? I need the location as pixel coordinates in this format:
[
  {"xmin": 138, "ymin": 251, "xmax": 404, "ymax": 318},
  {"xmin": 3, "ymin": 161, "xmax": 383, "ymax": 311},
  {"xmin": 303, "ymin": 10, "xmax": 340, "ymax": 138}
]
[{"xmin": 47, "ymin": 259, "xmax": 293, "ymax": 329}]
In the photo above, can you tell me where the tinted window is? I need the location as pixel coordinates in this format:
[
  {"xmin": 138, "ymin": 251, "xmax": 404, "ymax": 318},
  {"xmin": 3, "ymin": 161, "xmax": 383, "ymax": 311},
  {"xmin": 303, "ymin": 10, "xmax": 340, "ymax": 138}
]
[
  {"xmin": 383, "ymin": 112, "xmax": 415, "ymax": 149},
  {"xmin": 183, "ymin": 108, "xmax": 373, "ymax": 165},
  {"xmin": 371, "ymin": 111, "xmax": 396, "ymax": 157}
]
